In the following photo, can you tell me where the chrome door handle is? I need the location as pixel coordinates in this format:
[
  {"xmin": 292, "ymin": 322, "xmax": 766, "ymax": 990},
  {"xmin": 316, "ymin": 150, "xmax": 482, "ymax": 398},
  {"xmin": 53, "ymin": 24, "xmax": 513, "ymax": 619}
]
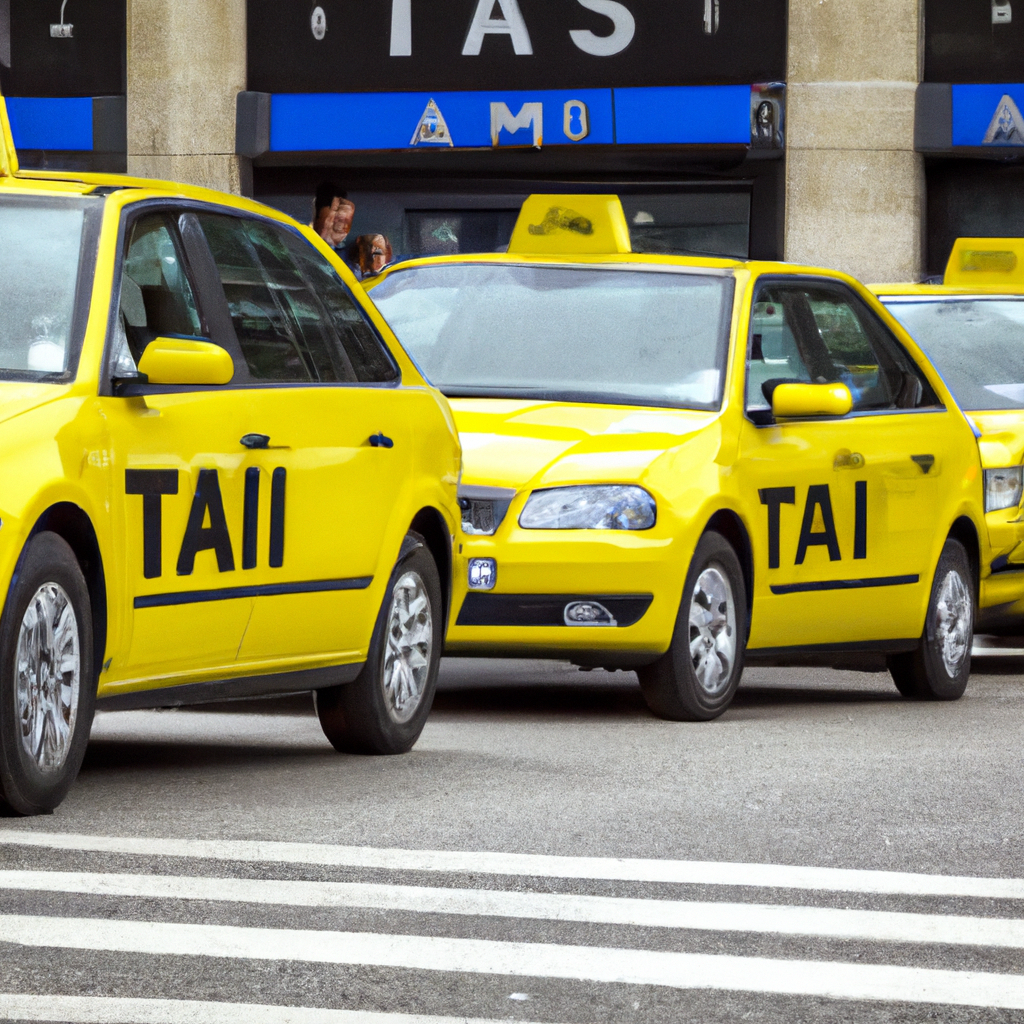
[
  {"xmin": 369, "ymin": 433, "xmax": 394, "ymax": 449},
  {"xmin": 240, "ymin": 433, "xmax": 271, "ymax": 449}
]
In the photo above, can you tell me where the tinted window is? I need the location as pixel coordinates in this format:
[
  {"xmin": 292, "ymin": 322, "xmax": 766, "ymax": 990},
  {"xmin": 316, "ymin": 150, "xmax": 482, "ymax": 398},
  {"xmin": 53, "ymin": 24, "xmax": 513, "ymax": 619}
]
[
  {"xmin": 371, "ymin": 263, "xmax": 733, "ymax": 410},
  {"xmin": 746, "ymin": 282, "xmax": 940, "ymax": 414},
  {"xmin": 198, "ymin": 213, "xmax": 347, "ymax": 383},
  {"xmin": 0, "ymin": 196, "xmax": 91, "ymax": 377},
  {"xmin": 881, "ymin": 297, "xmax": 1024, "ymax": 410},
  {"xmin": 285, "ymin": 236, "xmax": 397, "ymax": 383}
]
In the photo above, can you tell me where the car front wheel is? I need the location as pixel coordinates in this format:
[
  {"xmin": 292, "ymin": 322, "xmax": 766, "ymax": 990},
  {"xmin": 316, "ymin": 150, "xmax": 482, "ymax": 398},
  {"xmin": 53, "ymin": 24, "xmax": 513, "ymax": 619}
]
[
  {"xmin": 0, "ymin": 532, "xmax": 95, "ymax": 815},
  {"xmin": 887, "ymin": 537, "xmax": 973, "ymax": 700},
  {"xmin": 316, "ymin": 535, "xmax": 443, "ymax": 754},
  {"xmin": 637, "ymin": 530, "xmax": 747, "ymax": 721}
]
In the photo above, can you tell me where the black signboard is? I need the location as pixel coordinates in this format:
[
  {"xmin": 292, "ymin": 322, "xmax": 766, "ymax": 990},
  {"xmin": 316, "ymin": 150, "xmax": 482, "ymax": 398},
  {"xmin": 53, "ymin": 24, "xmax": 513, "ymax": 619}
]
[
  {"xmin": 926, "ymin": 0, "xmax": 1024, "ymax": 82},
  {"xmin": 1, "ymin": 0, "xmax": 125, "ymax": 97},
  {"xmin": 247, "ymin": 0, "xmax": 787, "ymax": 94}
]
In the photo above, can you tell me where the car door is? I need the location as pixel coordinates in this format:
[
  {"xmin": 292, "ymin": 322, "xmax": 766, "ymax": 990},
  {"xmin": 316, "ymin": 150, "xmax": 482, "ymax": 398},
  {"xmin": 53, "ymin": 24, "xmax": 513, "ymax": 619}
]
[
  {"xmin": 737, "ymin": 277, "xmax": 961, "ymax": 649},
  {"xmin": 191, "ymin": 212, "xmax": 414, "ymax": 667},
  {"xmin": 100, "ymin": 209, "xmax": 258, "ymax": 687}
]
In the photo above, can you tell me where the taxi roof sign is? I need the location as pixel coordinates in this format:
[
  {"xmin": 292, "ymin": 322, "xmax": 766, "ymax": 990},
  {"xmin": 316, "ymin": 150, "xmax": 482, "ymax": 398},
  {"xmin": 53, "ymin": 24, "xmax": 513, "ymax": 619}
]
[
  {"xmin": 0, "ymin": 95, "xmax": 19, "ymax": 177},
  {"xmin": 944, "ymin": 237, "xmax": 1024, "ymax": 288},
  {"xmin": 508, "ymin": 194, "xmax": 632, "ymax": 255}
]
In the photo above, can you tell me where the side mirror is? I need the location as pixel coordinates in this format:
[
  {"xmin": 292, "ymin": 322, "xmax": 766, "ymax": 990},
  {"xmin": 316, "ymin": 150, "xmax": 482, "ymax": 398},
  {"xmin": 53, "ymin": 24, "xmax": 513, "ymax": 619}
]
[
  {"xmin": 137, "ymin": 337, "xmax": 234, "ymax": 386},
  {"xmin": 771, "ymin": 382, "xmax": 852, "ymax": 419}
]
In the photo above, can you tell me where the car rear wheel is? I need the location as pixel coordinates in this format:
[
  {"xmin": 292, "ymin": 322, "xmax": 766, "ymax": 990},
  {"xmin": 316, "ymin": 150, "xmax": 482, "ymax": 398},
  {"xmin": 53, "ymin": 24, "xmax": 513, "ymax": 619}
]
[
  {"xmin": 0, "ymin": 532, "xmax": 95, "ymax": 815},
  {"xmin": 637, "ymin": 531, "xmax": 747, "ymax": 721},
  {"xmin": 887, "ymin": 538, "xmax": 973, "ymax": 700},
  {"xmin": 315, "ymin": 535, "xmax": 443, "ymax": 754}
]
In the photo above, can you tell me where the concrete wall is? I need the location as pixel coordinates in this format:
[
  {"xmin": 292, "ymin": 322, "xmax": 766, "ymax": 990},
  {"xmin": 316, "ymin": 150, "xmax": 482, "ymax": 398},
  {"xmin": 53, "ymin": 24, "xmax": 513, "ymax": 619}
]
[
  {"xmin": 785, "ymin": 0, "xmax": 924, "ymax": 283},
  {"xmin": 126, "ymin": 0, "xmax": 248, "ymax": 194}
]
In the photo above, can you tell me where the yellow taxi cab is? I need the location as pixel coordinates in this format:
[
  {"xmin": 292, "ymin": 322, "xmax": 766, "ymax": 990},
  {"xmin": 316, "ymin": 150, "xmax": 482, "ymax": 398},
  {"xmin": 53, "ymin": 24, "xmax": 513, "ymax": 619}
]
[
  {"xmin": 367, "ymin": 194, "xmax": 1002, "ymax": 723},
  {"xmin": 871, "ymin": 239, "xmax": 1024, "ymax": 633},
  {"xmin": 0, "ymin": 96, "xmax": 460, "ymax": 815}
]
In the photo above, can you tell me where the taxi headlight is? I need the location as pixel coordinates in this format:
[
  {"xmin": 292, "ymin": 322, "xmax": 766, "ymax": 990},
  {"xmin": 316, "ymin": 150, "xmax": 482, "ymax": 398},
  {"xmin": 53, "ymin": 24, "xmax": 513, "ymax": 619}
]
[
  {"xmin": 519, "ymin": 485, "xmax": 656, "ymax": 531},
  {"xmin": 984, "ymin": 466, "xmax": 1024, "ymax": 513}
]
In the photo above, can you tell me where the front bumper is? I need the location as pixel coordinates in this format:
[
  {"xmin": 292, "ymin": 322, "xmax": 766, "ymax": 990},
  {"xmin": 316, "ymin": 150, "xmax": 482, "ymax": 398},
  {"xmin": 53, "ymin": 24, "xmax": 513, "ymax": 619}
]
[{"xmin": 446, "ymin": 527, "xmax": 686, "ymax": 660}]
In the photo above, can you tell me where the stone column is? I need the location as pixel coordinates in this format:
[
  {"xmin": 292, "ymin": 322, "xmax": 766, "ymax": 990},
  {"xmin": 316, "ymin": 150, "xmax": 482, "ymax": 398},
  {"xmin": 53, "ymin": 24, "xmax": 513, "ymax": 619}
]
[
  {"xmin": 785, "ymin": 0, "xmax": 923, "ymax": 283},
  {"xmin": 126, "ymin": 0, "xmax": 247, "ymax": 194}
]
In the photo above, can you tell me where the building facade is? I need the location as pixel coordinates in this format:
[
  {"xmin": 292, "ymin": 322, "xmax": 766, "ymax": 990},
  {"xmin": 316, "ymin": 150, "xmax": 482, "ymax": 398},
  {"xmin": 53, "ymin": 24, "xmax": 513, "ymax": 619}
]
[{"xmin": 0, "ymin": 0, "xmax": 1022, "ymax": 284}]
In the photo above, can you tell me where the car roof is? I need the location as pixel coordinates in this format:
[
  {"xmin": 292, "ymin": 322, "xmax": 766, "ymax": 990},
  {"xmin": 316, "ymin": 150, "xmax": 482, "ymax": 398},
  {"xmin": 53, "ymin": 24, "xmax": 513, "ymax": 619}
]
[
  {"xmin": 871, "ymin": 238, "xmax": 1024, "ymax": 297},
  {"xmin": 367, "ymin": 194, "xmax": 868, "ymax": 288}
]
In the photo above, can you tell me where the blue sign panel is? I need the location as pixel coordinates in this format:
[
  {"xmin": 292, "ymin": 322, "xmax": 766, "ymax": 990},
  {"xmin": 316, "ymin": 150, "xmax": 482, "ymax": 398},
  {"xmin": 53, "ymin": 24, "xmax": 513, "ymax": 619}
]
[
  {"xmin": 952, "ymin": 84, "xmax": 1024, "ymax": 147},
  {"xmin": 270, "ymin": 85, "xmax": 752, "ymax": 152},
  {"xmin": 6, "ymin": 97, "xmax": 93, "ymax": 151},
  {"xmin": 271, "ymin": 89, "xmax": 614, "ymax": 152},
  {"xmin": 615, "ymin": 86, "xmax": 751, "ymax": 145}
]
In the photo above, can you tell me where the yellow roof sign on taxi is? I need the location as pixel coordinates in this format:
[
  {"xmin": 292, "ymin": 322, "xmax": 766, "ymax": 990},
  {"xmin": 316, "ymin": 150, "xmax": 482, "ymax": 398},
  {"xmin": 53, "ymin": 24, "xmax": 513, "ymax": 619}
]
[
  {"xmin": 508, "ymin": 194, "xmax": 632, "ymax": 255},
  {"xmin": 944, "ymin": 237, "xmax": 1024, "ymax": 288}
]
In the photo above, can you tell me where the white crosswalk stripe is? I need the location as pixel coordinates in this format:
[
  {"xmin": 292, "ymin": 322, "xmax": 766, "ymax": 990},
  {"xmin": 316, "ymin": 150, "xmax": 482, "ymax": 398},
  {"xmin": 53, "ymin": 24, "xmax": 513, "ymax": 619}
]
[{"xmin": 0, "ymin": 830, "xmax": 1021, "ymax": 1019}]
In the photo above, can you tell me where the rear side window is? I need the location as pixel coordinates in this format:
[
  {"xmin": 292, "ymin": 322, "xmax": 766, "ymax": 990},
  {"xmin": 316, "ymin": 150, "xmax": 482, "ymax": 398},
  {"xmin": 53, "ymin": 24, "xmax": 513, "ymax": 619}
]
[
  {"xmin": 746, "ymin": 281, "xmax": 940, "ymax": 415},
  {"xmin": 196, "ymin": 214, "xmax": 395, "ymax": 384}
]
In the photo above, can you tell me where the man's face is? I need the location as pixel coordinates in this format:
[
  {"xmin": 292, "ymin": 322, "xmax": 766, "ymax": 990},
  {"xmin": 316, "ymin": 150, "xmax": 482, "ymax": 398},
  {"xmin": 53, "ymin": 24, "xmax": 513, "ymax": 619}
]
[
  {"xmin": 314, "ymin": 197, "xmax": 355, "ymax": 246},
  {"xmin": 358, "ymin": 233, "xmax": 392, "ymax": 275}
]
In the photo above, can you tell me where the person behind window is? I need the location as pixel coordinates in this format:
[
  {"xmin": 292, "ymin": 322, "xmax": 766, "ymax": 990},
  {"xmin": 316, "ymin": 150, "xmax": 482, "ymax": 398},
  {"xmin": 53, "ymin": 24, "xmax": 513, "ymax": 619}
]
[
  {"xmin": 311, "ymin": 181, "xmax": 358, "ymax": 273},
  {"xmin": 356, "ymin": 233, "xmax": 393, "ymax": 278}
]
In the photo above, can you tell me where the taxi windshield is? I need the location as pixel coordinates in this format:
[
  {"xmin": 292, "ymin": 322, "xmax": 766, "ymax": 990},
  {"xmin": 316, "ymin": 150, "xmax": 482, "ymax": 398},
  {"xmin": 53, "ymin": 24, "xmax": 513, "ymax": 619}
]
[
  {"xmin": 881, "ymin": 296, "xmax": 1024, "ymax": 410},
  {"xmin": 370, "ymin": 263, "xmax": 734, "ymax": 410},
  {"xmin": 0, "ymin": 195, "xmax": 94, "ymax": 380}
]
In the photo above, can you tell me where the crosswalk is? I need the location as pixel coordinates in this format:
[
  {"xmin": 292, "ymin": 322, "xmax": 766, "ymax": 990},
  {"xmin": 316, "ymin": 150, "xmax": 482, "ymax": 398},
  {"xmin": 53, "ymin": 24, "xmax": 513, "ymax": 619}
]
[{"xmin": 0, "ymin": 829, "xmax": 1021, "ymax": 1020}]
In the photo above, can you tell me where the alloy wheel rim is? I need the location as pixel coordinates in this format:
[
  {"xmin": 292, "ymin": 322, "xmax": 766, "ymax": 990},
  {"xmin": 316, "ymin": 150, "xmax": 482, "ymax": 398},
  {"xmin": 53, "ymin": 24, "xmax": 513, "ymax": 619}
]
[
  {"xmin": 688, "ymin": 565, "xmax": 736, "ymax": 696},
  {"xmin": 16, "ymin": 582, "xmax": 80, "ymax": 773},
  {"xmin": 381, "ymin": 570, "xmax": 433, "ymax": 724},
  {"xmin": 934, "ymin": 568, "xmax": 971, "ymax": 678}
]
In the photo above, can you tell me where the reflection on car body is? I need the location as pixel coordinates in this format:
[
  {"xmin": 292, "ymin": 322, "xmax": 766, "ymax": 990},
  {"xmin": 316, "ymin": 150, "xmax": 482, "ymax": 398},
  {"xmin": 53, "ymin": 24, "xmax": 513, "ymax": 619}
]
[
  {"xmin": 0, "ymin": 95, "xmax": 460, "ymax": 815},
  {"xmin": 368, "ymin": 194, "xmax": 1006, "ymax": 723}
]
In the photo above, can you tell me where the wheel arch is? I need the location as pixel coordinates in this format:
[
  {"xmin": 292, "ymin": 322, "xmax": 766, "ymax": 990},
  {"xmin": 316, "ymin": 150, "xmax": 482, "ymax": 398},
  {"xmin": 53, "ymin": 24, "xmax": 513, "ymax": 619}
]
[
  {"xmin": 703, "ymin": 508, "xmax": 754, "ymax": 621},
  {"xmin": 409, "ymin": 506, "xmax": 452, "ymax": 629},
  {"xmin": 29, "ymin": 503, "xmax": 107, "ymax": 680},
  {"xmin": 948, "ymin": 515, "xmax": 980, "ymax": 599}
]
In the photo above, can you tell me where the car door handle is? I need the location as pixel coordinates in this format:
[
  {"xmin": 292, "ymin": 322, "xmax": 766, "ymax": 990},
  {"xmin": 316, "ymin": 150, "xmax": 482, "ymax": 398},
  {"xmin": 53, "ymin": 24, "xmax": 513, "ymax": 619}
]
[
  {"xmin": 911, "ymin": 454, "xmax": 935, "ymax": 474},
  {"xmin": 369, "ymin": 432, "xmax": 394, "ymax": 449},
  {"xmin": 240, "ymin": 433, "xmax": 271, "ymax": 450}
]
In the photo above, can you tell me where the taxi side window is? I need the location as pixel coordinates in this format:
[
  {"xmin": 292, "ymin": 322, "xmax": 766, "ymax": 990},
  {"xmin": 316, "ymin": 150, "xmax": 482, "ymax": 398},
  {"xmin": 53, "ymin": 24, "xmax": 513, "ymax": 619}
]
[
  {"xmin": 284, "ymin": 238, "xmax": 398, "ymax": 383},
  {"xmin": 197, "ymin": 214, "xmax": 378, "ymax": 385},
  {"xmin": 112, "ymin": 215, "xmax": 204, "ymax": 372},
  {"xmin": 746, "ymin": 282, "xmax": 939, "ymax": 416}
]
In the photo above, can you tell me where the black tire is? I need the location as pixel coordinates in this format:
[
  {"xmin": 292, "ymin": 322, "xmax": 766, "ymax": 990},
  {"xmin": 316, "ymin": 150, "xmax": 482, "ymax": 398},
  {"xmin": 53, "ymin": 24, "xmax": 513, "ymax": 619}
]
[
  {"xmin": 0, "ymin": 532, "xmax": 95, "ymax": 815},
  {"xmin": 315, "ymin": 535, "xmax": 443, "ymax": 754},
  {"xmin": 637, "ymin": 531, "xmax": 747, "ymax": 721},
  {"xmin": 887, "ymin": 538, "xmax": 973, "ymax": 701}
]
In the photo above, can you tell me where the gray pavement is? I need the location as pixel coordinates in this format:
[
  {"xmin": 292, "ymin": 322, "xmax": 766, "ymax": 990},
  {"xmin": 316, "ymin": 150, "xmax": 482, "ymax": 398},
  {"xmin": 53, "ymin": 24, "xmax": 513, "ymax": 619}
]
[{"xmin": 0, "ymin": 657, "xmax": 1021, "ymax": 1022}]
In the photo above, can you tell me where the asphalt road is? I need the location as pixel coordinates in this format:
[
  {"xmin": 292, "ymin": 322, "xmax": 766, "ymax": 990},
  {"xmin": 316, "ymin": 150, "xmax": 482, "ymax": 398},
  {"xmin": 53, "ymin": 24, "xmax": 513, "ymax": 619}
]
[{"xmin": 0, "ymin": 656, "xmax": 1022, "ymax": 1023}]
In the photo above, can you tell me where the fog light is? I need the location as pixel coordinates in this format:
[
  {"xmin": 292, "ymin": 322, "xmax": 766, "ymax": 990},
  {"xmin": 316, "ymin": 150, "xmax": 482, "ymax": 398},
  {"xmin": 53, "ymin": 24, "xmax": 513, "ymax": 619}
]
[
  {"xmin": 564, "ymin": 600, "xmax": 617, "ymax": 626},
  {"xmin": 468, "ymin": 558, "xmax": 497, "ymax": 591}
]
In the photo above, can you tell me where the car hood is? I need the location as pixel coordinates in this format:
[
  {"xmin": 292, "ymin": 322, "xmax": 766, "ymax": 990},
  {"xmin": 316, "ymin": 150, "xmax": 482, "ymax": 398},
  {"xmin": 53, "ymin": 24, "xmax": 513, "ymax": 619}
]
[
  {"xmin": 969, "ymin": 410, "xmax": 1024, "ymax": 468},
  {"xmin": 0, "ymin": 381, "xmax": 68, "ymax": 428},
  {"xmin": 450, "ymin": 398, "xmax": 716, "ymax": 490}
]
